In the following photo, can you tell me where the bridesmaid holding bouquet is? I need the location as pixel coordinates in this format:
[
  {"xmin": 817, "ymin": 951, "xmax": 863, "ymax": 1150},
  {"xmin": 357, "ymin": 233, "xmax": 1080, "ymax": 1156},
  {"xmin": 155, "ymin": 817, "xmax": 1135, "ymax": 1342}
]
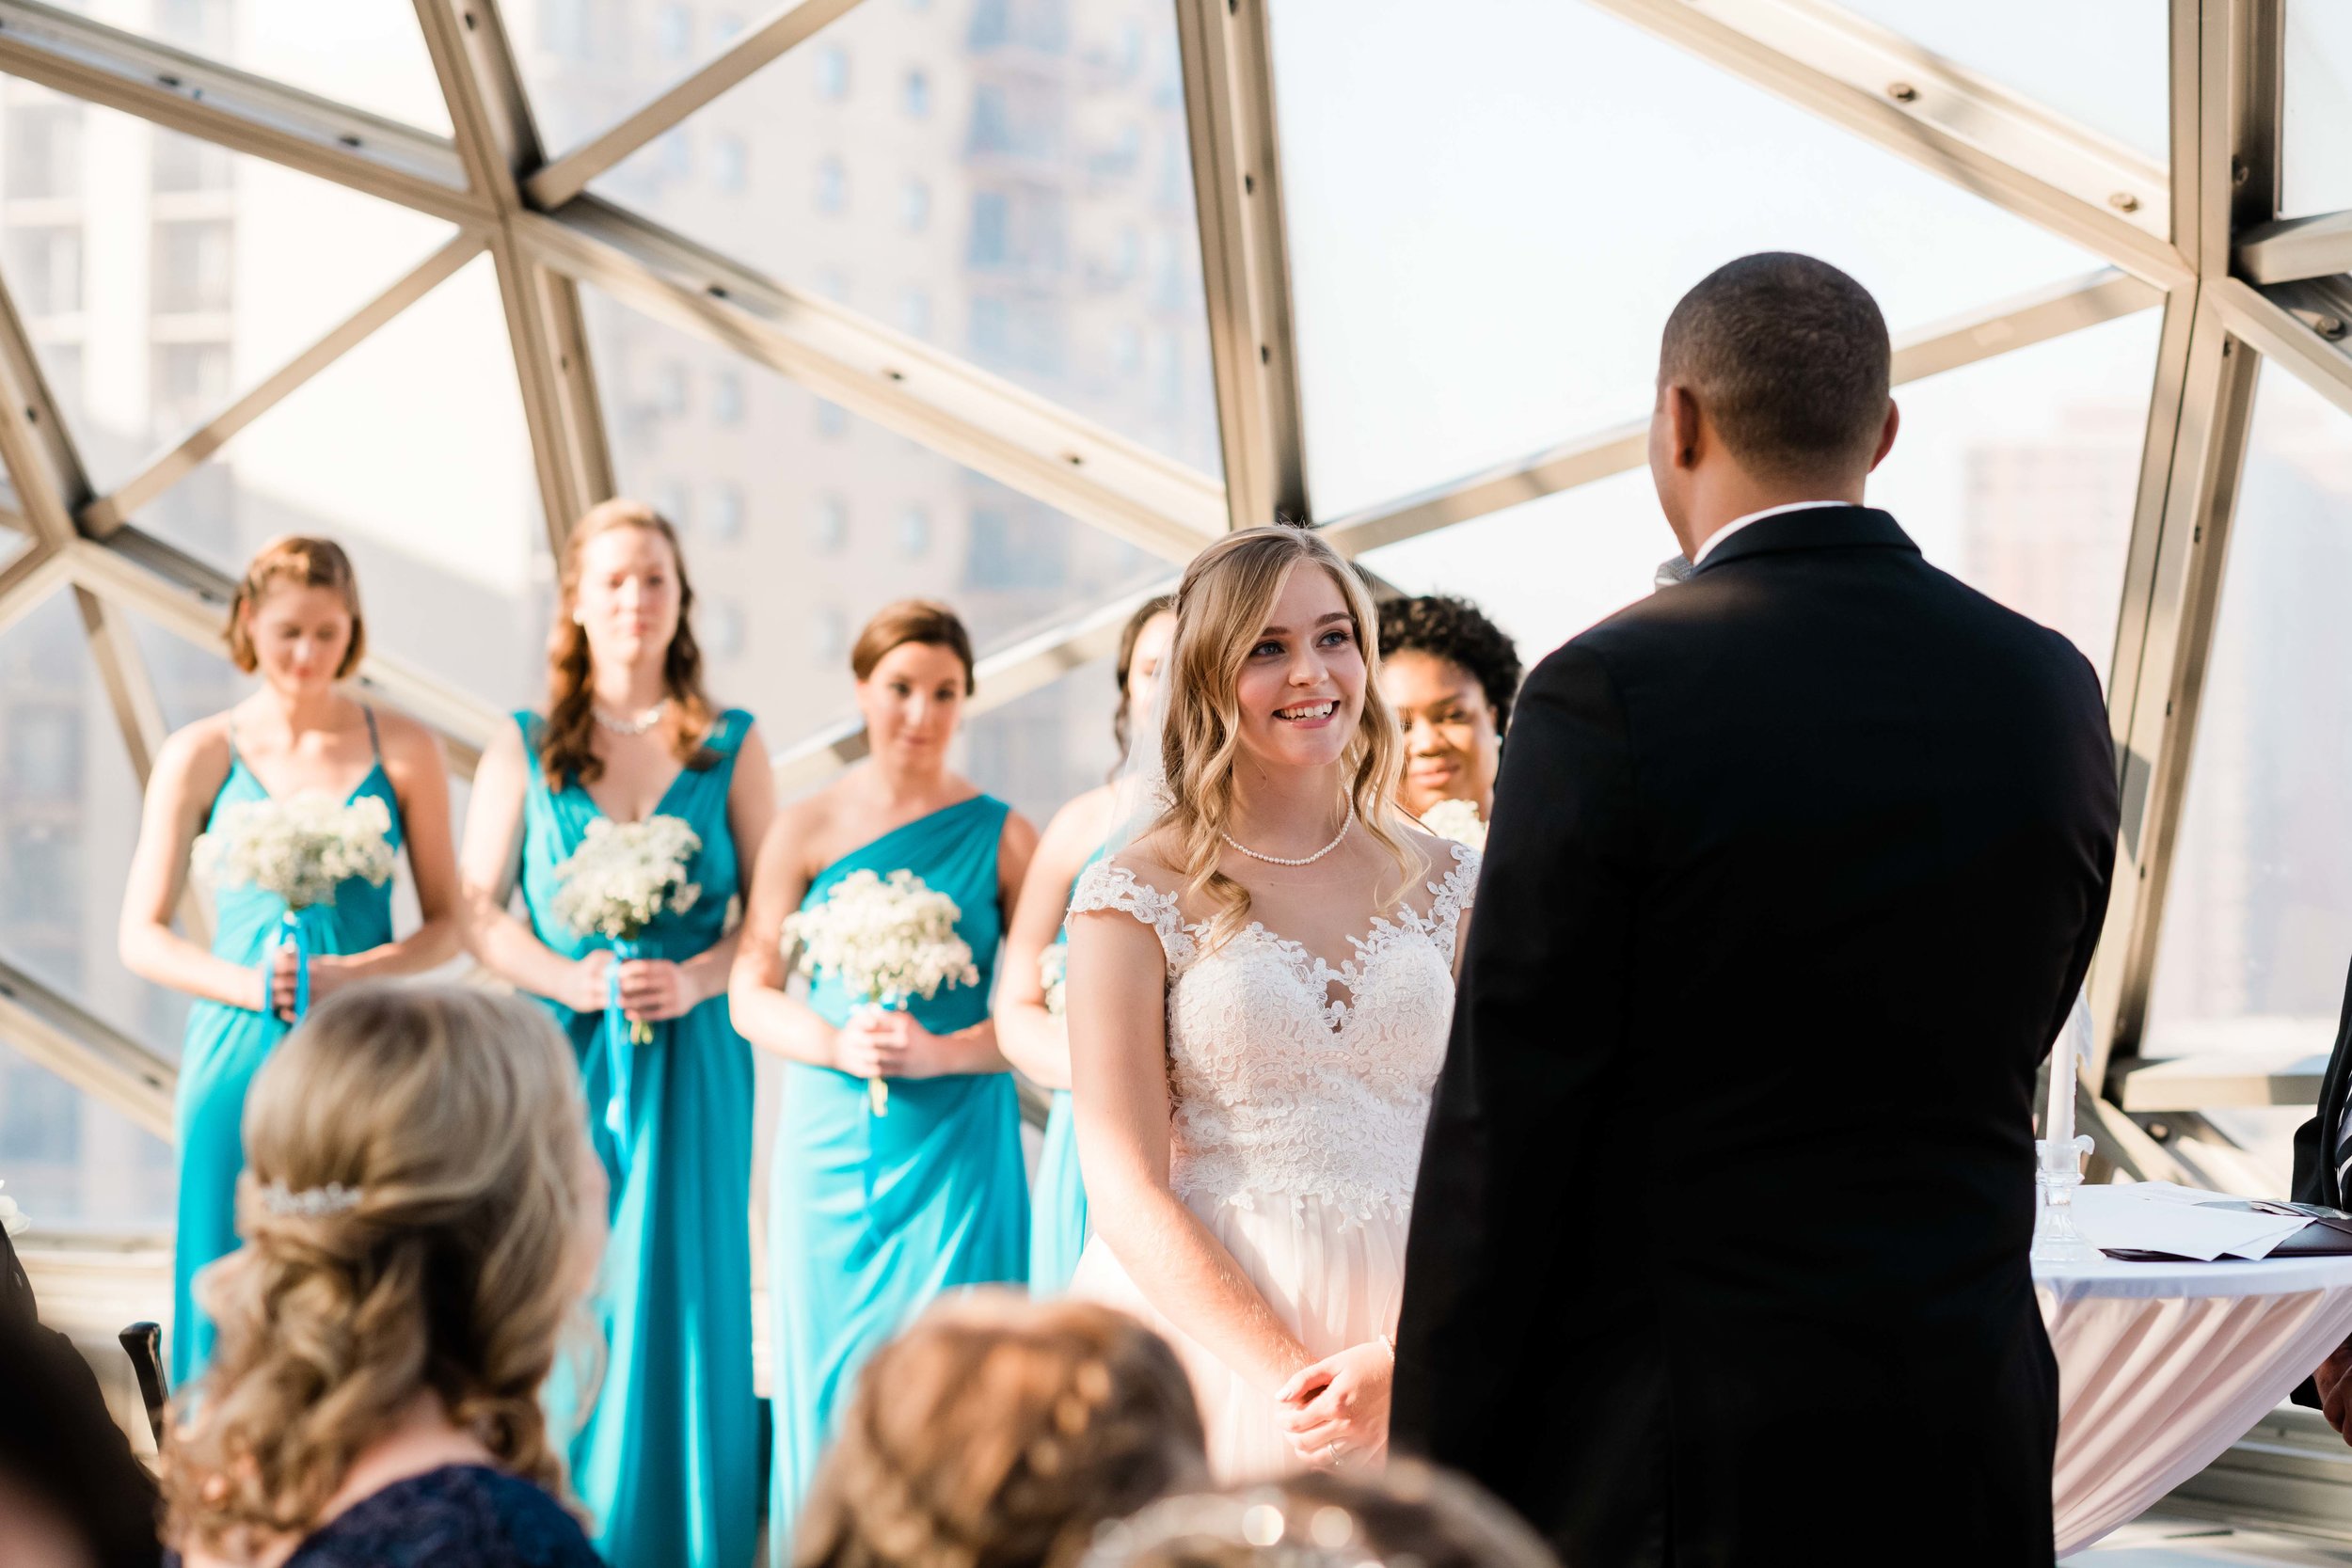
[
  {"xmin": 119, "ymin": 535, "xmax": 458, "ymax": 1387},
  {"xmin": 458, "ymin": 499, "xmax": 771, "ymax": 1568},
  {"xmin": 995, "ymin": 594, "xmax": 1175, "ymax": 1292},
  {"xmin": 730, "ymin": 598, "xmax": 1037, "ymax": 1561}
]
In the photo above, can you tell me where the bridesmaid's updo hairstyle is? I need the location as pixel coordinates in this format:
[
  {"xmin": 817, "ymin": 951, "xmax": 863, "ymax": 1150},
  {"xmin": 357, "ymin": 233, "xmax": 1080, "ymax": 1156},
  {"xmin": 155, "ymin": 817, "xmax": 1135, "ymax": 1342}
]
[
  {"xmin": 797, "ymin": 1291, "xmax": 1206, "ymax": 1568},
  {"xmin": 163, "ymin": 986, "xmax": 599, "ymax": 1564},
  {"xmin": 1157, "ymin": 525, "xmax": 1411, "ymax": 949},
  {"xmin": 541, "ymin": 498, "xmax": 718, "ymax": 791},
  {"xmin": 853, "ymin": 599, "xmax": 977, "ymax": 695},
  {"xmin": 1111, "ymin": 594, "xmax": 1177, "ymax": 764},
  {"xmin": 224, "ymin": 534, "xmax": 366, "ymax": 677}
]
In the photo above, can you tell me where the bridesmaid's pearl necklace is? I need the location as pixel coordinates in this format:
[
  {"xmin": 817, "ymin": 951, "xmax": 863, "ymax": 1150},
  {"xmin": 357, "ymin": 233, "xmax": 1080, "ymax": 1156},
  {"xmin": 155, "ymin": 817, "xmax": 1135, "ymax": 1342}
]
[
  {"xmin": 593, "ymin": 698, "xmax": 671, "ymax": 736},
  {"xmin": 1220, "ymin": 806, "xmax": 1355, "ymax": 866}
]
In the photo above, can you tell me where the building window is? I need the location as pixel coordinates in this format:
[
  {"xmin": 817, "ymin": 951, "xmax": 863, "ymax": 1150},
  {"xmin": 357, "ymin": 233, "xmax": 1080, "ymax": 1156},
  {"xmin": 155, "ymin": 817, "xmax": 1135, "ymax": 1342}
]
[
  {"xmin": 899, "ymin": 178, "xmax": 931, "ymax": 232},
  {"xmin": 151, "ymin": 219, "xmax": 232, "ymax": 314},
  {"xmin": 969, "ymin": 192, "xmax": 1009, "ymax": 267},
  {"xmin": 152, "ymin": 127, "xmax": 231, "ymax": 193},
  {"xmin": 1112, "ymin": 324, "xmax": 1143, "ymax": 377},
  {"xmin": 5, "ymin": 103, "xmax": 82, "ymax": 199},
  {"xmin": 713, "ymin": 12, "xmax": 746, "ymax": 44},
  {"xmin": 812, "ymin": 605, "xmax": 849, "ymax": 662},
  {"xmin": 6, "ymin": 228, "xmax": 82, "ymax": 316},
  {"xmin": 903, "ymin": 70, "xmax": 931, "ymax": 119},
  {"xmin": 713, "ymin": 370, "xmax": 744, "ymax": 424},
  {"xmin": 658, "ymin": 2, "xmax": 694, "ymax": 60},
  {"xmin": 816, "ymin": 269, "xmax": 851, "ymax": 304},
  {"xmin": 155, "ymin": 0, "xmax": 232, "ymax": 53},
  {"xmin": 7, "ymin": 708, "xmax": 80, "ymax": 800},
  {"xmin": 655, "ymin": 361, "xmax": 690, "ymax": 416},
  {"xmin": 815, "ymin": 156, "xmax": 847, "ymax": 214},
  {"xmin": 706, "ymin": 598, "xmax": 746, "ymax": 657},
  {"xmin": 714, "ymin": 134, "xmax": 749, "ymax": 194},
  {"xmin": 710, "ymin": 483, "xmax": 745, "ymax": 540},
  {"xmin": 151, "ymin": 341, "xmax": 230, "ymax": 433},
  {"xmin": 815, "ymin": 44, "xmax": 850, "ymax": 100},
  {"xmin": 542, "ymin": 0, "xmax": 594, "ymax": 56},
  {"xmin": 815, "ymin": 398, "xmax": 849, "ymax": 438},
  {"xmin": 653, "ymin": 480, "xmax": 691, "ymax": 531},
  {"xmin": 898, "ymin": 287, "xmax": 933, "ymax": 340},
  {"xmin": 963, "ymin": 504, "xmax": 1067, "ymax": 589},
  {"xmin": 898, "ymin": 504, "xmax": 932, "ymax": 559},
  {"xmin": 660, "ymin": 129, "xmax": 693, "ymax": 182},
  {"xmin": 809, "ymin": 495, "xmax": 850, "ymax": 552}
]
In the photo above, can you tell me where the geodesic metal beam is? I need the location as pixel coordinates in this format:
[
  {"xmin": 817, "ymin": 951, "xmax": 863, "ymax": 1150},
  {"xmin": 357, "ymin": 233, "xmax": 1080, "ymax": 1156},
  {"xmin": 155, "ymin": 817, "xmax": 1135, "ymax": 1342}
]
[{"xmin": 0, "ymin": 956, "xmax": 175, "ymax": 1140}]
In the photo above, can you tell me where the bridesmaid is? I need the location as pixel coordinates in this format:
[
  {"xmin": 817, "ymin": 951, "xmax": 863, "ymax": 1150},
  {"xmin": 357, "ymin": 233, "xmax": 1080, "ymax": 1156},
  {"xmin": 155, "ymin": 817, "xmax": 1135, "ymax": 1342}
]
[
  {"xmin": 457, "ymin": 499, "xmax": 771, "ymax": 1568},
  {"xmin": 730, "ymin": 598, "xmax": 1038, "ymax": 1560},
  {"xmin": 1375, "ymin": 594, "xmax": 1521, "ymax": 822},
  {"xmin": 995, "ymin": 594, "xmax": 1175, "ymax": 1293},
  {"xmin": 118, "ymin": 534, "xmax": 458, "ymax": 1387}
]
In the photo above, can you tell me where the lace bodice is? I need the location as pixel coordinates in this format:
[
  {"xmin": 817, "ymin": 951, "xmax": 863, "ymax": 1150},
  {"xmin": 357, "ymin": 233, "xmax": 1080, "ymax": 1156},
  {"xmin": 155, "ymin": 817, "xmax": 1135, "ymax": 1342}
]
[{"xmin": 1068, "ymin": 841, "xmax": 1478, "ymax": 1225}]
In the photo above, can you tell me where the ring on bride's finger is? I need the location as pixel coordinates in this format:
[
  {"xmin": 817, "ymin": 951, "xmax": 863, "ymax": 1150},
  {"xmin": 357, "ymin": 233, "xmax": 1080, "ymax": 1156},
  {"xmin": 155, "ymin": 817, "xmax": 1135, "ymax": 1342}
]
[{"xmin": 1326, "ymin": 1442, "xmax": 1345, "ymax": 1464}]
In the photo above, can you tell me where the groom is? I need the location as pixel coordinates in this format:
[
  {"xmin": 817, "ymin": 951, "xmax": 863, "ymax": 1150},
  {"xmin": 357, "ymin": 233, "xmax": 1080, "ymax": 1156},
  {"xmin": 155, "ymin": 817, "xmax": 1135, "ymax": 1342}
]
[{"xmin": 1392, "ymin": 254, "xmax": 2120, "ymax": 1567}]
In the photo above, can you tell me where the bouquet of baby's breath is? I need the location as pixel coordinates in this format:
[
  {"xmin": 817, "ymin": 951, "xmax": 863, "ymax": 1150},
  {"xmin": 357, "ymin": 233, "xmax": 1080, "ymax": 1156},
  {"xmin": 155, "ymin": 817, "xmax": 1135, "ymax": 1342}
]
[
  {"xmin": 192, "ymin": 794, "xmax": 397, "ymax": 910},
  {"xmin": 1420, "ymin": 798, "xmax": 1488, "ymax": 852},
  {"xmin": 1041, "ymin": 943, "xmax": 1068, "ymax": 1019},
  {"xmin": 0, "ymin": 1179, "xmax": 26, "ymax": 1239},
  {"xmin": 784, "ymin": 868, "xmax": 978, "ymax": 1115},
  {"xmin": 550, "ymin": 815, "xmax": 702, "ymax": 1043}
]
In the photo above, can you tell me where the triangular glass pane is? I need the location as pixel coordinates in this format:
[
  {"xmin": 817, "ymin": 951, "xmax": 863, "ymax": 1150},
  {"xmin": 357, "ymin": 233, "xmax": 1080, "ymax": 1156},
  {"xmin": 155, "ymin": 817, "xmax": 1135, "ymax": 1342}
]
[
  {"xmin": 2145, "ymin": 364, "xmax": 2352, "ymax": 1084},
  {"xmin": 130, "ymin": 254, "xmax": 548, "ymax": 711},
  {"xmin": 0, "ymin": 1037, "xmax": 176, "ymax": 1235},
  {"xmin": 963, "ymin": 647, "xmax": 1125, "ymax": 833},
  {"xmin": 0, "ymin": 589, "xmax": 204, "ymax": 1066},
  {"xmin": 544, "ymin": 0, "xmax": 1221, "ymax": 476},
  {"xmin": 2283, "ymin": 1, "xmax": 2352, "ymax": 219},
  {"xmin": 1364, "ymin": 308, "xmax": 2161, "ymax": 680},
  {"xmin": 1270, "ymin": 1, "xmax": 2119, "ymax": 520},
  {"xmin": 106, "ymin": 0, "xmax": 452, "ymax": 134},
  {"xmin": 581, "ymin": 285, "xmax": 1174, "ymax": 764},
  {"xmin": 1832, "ymin": 1, "xmax": 2169, "ymax": 165},
  {"xmin": 0, "ymin": 91, "xmax": 460, "ymax": 496}
]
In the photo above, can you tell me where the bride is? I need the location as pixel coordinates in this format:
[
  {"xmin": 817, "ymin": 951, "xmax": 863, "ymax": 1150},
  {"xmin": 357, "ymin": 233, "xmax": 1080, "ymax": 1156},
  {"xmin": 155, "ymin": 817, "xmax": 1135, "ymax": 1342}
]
[{"xmin": 1064, "ymin": 524, "xmax": 1477, "ymax": 1479}]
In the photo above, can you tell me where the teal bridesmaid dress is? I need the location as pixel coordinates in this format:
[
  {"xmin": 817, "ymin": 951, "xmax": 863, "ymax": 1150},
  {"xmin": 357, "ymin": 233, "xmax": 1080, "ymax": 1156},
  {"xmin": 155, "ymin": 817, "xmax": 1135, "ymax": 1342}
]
[
  {"xmin": 1029, "ymin": 844, "xmax": 1108, "ymax": 1294},
  {"xmin": 769, "ymin": 795, "xmax": 1030, "ymax": 1561},
  {"xmin": 514, "ymin": 710, "xmax": 758, "ymax": 1568},
  {"xmin": 172, "ymin": 710, "xmax": 400, "ymax": 1388}
]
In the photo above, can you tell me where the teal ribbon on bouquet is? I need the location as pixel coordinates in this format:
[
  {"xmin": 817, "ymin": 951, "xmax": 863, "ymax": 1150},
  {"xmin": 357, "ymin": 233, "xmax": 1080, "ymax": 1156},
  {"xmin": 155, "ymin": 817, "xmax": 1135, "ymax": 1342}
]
[
  {"xmin": 599, "ymin": 936, "xmax": 651, "ymax": 1166},
  {"xmin": 266, "ymin": 906, "xmax": 329, "ymax": 1027}
]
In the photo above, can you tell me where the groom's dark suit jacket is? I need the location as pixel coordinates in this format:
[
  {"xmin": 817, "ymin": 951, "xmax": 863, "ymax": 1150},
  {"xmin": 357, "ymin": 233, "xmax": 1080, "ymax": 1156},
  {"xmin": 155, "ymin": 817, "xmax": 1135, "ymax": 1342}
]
[{"xmin": 1392, "ymin": 506, "xmax": 2120, "ymax": 1568}]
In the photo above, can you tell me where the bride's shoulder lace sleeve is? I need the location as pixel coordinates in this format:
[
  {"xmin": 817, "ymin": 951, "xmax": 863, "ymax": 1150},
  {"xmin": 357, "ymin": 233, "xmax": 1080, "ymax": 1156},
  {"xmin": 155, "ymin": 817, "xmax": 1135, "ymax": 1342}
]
[
  {"xmin": 1068, "ymin": 859, "xmax": 1194, "ymax": 967},
  {"xmin": 1430, "ymin": 840, "xmax": 1482, "ymax": 966}
]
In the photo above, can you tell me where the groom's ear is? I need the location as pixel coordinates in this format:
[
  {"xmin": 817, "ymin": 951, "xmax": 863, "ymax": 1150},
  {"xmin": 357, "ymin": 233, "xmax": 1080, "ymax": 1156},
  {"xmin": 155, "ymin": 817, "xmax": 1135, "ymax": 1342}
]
[{"xmin": 1664, "ymin": 382, "xmax": 1705, "ymax": 471}]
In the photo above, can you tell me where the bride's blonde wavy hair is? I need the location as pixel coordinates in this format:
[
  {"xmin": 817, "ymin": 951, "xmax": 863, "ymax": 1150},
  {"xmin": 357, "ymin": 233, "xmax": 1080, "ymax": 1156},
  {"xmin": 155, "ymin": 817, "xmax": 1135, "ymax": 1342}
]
[
  {"xmin": 163, "ymin": 986, "xmax": 599, "ymax": 1562},
  {"xmin": 1152, "ymin": 525, "xmax": 1411, "ymax": 948}
]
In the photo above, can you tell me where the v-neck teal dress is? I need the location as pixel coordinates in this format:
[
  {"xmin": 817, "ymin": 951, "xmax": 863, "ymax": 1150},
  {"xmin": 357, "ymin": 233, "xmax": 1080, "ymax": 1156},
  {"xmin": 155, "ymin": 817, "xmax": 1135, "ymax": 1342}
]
[
  {"xmin": 172, "ymin": 710, "xmax": 401, "ymax": 1388},
  {"xmin": 514, "ymin": 709, "xmax": 758, "ymax": 1568},
  {"xmin": 768, "ymin": 795, "xmax": 1030, "ymax": 1561}
]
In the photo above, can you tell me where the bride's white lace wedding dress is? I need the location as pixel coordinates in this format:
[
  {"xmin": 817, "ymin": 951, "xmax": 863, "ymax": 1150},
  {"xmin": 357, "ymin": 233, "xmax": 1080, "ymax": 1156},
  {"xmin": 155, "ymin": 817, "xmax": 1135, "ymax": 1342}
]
[{"xmin": 1065, "ymin": 839, "xmax": 1479, "ymax": 1479}]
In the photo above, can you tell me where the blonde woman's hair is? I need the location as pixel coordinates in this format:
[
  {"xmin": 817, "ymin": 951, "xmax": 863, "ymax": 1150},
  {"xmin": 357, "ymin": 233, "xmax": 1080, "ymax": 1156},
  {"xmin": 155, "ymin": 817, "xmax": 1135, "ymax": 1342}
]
[
  {"xmin": 796, "ymin": 1291, "xmax": 1208, "ymax": 1568},
  {"xmin": 1154, "ymin": 525, "xmax": 1410, "ymax": 947},
  {"xmin": 163, "ymin": 986, "xmax": 598, "ymax": 1562}
]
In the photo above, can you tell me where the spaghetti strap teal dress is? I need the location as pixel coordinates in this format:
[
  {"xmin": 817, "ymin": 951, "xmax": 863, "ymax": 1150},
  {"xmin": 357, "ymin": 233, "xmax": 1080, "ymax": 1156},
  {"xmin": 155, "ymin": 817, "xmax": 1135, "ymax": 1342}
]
[
  {"xmin": 1029, "ymin": 843, "xmax": 1108, "ymax": 1294},
  {"xmin": 768, "ymin": 794, "xmax": 1030, "ymax": 1561},
  {"xmin": 171, "ymin": 709, "xmax": 400, "ymax": 1388},
  {"xmin": 513, "ymin": 709, "xmax": 758, "ymax": 1568}
]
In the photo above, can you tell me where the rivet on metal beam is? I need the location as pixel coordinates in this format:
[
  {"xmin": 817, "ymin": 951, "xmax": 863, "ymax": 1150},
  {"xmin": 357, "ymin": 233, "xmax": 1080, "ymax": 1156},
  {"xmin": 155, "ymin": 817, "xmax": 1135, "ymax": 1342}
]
[
  {"xmin": 1886, "ymin": 82, "xmax": 1919, "ymax": 103},
  {"xmin": 1259, "ymin": 344, "xmax": 1270, "ymax": 365},
  {"xmin": 707, "ymin": 283, "xmax": 730, "ymax": 300},
  {"xmin": 1064, "ymin": 452, "xmax": 1085, "ymax": 467},
  {"xmin": 1244, "ymin": 172, "xmax": 1255, "ymax": 196},
  {"xmin": 2291, "ymin": 309, "xmax": 2349, "ymax": 341},
  {"xmin": 2232, "ymin": 156, "xmax": 2249, "ymax": 188},
  {"xmin": 340, "ymin": 134, "xmax": 363, "ymax": 150},
  {"xmin": 2108, "ymin": 192, "xmax": 2140, "ymax": 214},
  {"xmin": 884, "ymin": 369, "xmax": 906, "ymax": 382}
]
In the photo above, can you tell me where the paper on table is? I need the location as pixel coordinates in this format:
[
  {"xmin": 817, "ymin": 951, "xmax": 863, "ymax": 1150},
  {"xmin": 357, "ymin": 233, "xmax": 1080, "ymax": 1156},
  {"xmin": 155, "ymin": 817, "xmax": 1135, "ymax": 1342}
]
[{"xmin": 2071, "ymin": 1184, "xmax": 2311, "ymax": 1261}]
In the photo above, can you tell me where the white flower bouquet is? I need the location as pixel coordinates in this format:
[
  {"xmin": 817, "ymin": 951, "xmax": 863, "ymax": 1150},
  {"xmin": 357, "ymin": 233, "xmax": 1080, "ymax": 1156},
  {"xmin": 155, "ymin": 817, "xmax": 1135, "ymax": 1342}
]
[
  {"xmin": 192, "ymin": 793, "xmax": 397, "ymax": 1020},
  {"xmin": 549, "ymin": 814, "xmax": 703, "ymax": 1043},
  {"xmin": 784, "ymin": 867, "xmax": 979, "ymax": 1115},
  {"xmin": 1420, "ymin": 797, "xmax": 1488, "ymax": 852},
  {"xmin": 1040, "ymin": 942, "xmax": 1068, "ymax": 1019},
  {"xmin": 0, "ymin": 1179, "xmax": 26, "ymax": 1239}
]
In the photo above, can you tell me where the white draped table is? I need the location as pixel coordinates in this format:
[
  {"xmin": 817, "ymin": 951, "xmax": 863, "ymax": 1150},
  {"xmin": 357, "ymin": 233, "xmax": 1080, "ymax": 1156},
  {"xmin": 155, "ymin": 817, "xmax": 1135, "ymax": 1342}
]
[{"xmin": 2040, "ymin": 1249, "xmax": 2352, "ymax": 1556}]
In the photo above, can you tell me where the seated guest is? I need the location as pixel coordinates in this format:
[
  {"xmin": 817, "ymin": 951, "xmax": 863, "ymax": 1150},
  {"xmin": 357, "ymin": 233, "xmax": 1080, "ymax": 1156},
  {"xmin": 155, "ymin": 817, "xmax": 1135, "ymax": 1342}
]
[
  {"xmin": 0, "ymin": 1226, "xmax": 162, "ymax": 1568},
  {"xmin": 796, "ymin": 1292, "xmax": 1207, "ymax": 1568},
  {"xmin": 163, "ymin": 986, "xmax": 608, "ymax": 1568},
  {"xmin": 1084, "ymin": 1463, "xmax": 1557, "ymax": 1568},
  {"xmin": 2294, "ymin": 962, "xmax": 2352, "ymax": 1433},
  {"xmin": 1374, "ymin": 595, "xmax": 1521, "ymax": 828}
]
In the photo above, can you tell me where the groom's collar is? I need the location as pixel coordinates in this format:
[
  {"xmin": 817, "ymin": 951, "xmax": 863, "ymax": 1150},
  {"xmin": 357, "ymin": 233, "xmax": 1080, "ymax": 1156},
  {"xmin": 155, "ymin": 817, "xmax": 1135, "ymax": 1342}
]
[{"xmin": 1688, "ymin": 504, "xmax": 1916, "ymax": 575}]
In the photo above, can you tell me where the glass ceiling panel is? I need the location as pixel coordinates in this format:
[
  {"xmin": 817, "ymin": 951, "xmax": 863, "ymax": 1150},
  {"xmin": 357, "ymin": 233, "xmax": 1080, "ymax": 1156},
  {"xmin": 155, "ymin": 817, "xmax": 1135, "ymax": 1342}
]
[
  {"xmin": 1270, "ymin": 0, "xmax": 2114, "ymax": 522},
  {"xmin": 132, "ymin": 255, "xmax": 547, "ymax": 711},
  {"xmin": 1833, "ymin": 1, "xmax": 2169, "ymax": 165},
  {"xmin": 2144, "ymin": 364, "xmax": 2352, "ymax": 1072},
  {"xmin": 582, "ymin": 286, "xmax": 1174, "ymax": 769},
  {"xmin": 0, "ymin": 589, "xmax": 204, "ymax": 1063},
  {"xmin": 2282, "ymin": 0, "xmax": 2352, "ymax": 220},
  {"xmin": 0, "ymin": 1037, "xmax": 175, "ymax": 1236},
  {"xmin": 1363, "ymin": 308, "xmax": 2159, "ymax": 683},
  {"xmin": 534, "ymin": 0, "xmax": 1220, "ymax": 477},
  {"xmin": 85, "ymin": 0, "xmax": 453, "ymax": 134},
  {"xmin": 0, "ymin": 89, "xmax": 460, "ymax": 497}
]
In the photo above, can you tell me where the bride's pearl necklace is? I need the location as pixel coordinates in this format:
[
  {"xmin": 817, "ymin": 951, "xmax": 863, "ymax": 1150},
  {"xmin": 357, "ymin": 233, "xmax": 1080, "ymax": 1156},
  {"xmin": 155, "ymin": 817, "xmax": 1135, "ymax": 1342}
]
[
  {"xmin": 593, "ymin": 698, "xmax": 671, "ymax": 736},
  {"xmin": 1220, "ymin": 806, "xmax": 1355, "ymax": 867}
]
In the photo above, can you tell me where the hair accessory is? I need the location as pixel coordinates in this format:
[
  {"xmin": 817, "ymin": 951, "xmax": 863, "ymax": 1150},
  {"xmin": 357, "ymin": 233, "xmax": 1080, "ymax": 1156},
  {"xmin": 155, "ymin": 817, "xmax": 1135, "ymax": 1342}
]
[
  {"xmin": 1084, "ymin": 1491, "xmax": 1380, "ymax": 1568},
  {"xmin": 258, "ymin": 1180, "xmax": 363, "ymax": 1218}
]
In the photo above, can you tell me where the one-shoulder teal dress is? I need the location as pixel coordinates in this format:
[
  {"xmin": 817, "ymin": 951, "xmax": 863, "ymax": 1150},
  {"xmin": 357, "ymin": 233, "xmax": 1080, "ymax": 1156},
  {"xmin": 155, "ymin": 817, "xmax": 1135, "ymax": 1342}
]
[
  {"xmin": 514, "ymin": 710, "xmax": 757, "ymax": 1568},
  {"xmin": 1029, "ymin": 843, "xmax": 1108, "ymax": 1294},
  {"xmin": 172, "ymin": 710, "xmax": 401, "ymax": 1388},
  {"xmin": 769, "ymin": 794, "xmax": 1030, "ymax": 1561}
]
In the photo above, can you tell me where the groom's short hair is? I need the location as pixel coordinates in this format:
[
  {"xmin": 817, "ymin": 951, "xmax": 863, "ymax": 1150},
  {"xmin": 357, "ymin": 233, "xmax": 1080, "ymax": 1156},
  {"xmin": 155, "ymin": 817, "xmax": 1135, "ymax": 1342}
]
[{"xmin": 1660, "ymin": 253, "xmax": 1890, "ymax": 482}]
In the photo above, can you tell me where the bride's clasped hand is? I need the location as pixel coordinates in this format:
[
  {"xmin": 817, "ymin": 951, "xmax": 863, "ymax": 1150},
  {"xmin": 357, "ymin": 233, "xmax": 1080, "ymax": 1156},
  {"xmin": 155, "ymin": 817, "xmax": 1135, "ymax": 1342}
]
[{"xmin": 1278, "ymin": 1337, "xmax": 1398, "ymax": 1469}]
